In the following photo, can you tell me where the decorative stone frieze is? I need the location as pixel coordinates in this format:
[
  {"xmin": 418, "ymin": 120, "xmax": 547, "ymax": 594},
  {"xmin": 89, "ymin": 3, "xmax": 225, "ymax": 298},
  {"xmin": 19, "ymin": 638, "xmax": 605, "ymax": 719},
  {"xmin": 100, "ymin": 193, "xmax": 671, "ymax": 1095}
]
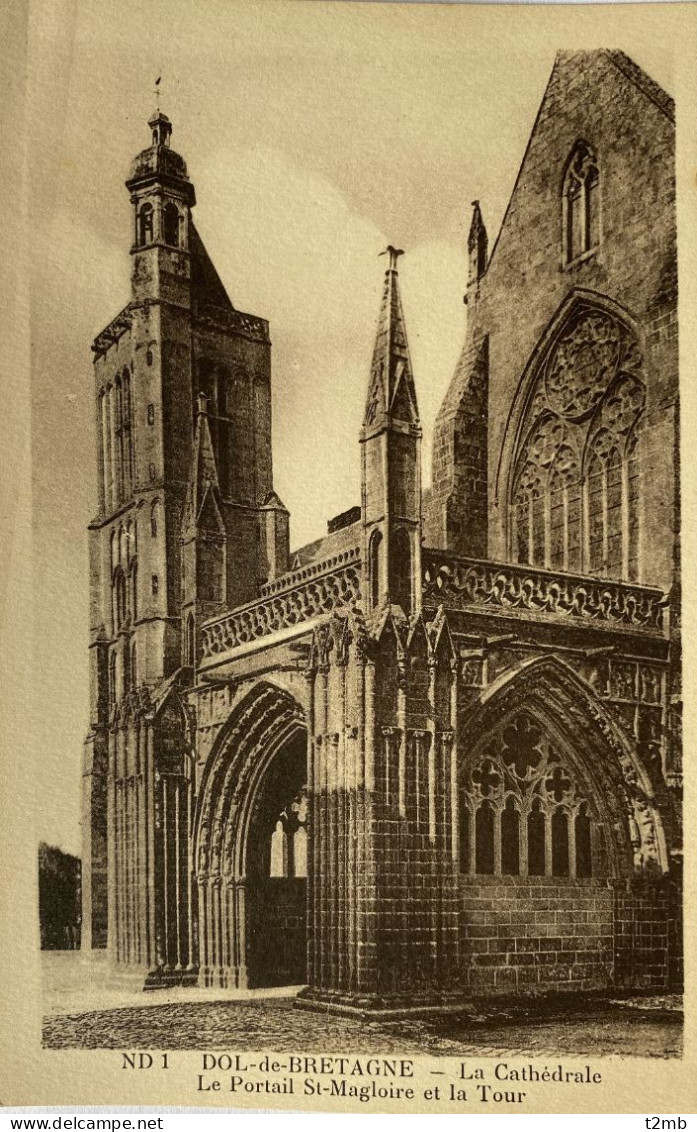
[{"xmin": 423, "ymin": 550, "xmax": 665, "ymax": 630}]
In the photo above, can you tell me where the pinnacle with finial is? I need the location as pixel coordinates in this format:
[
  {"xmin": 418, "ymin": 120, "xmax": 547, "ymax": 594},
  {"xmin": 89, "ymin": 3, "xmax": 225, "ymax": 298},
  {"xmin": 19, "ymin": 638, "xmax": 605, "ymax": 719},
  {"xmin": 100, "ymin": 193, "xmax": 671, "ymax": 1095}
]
[{"xmin": 380, "ymin": 245, "xmax": 404, "ymax": 272}]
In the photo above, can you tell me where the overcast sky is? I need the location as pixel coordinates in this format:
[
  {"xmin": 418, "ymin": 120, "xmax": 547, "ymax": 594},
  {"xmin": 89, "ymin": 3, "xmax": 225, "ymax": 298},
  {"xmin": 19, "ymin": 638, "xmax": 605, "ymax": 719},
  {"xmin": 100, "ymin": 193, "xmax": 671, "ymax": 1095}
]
[{"xmin": 27, "ymin": 0, "xmax": 677, "ymax": 854}]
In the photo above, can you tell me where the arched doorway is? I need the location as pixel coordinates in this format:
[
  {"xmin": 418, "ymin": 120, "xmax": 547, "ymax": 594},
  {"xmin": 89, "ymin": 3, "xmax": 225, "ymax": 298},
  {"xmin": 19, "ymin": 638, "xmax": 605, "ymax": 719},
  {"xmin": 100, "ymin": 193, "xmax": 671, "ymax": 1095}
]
[
  {"xmin": 194, "ymin": 683, "xmax": 308, "ymax": 989},
  {"xmin": 246, "ymin": 730, "xmax": 308, "ymax": 987}
]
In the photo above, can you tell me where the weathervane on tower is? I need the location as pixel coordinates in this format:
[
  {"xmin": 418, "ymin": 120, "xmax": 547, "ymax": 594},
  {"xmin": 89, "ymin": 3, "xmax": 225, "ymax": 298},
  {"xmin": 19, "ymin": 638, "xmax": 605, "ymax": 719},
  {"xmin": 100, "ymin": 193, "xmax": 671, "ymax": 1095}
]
[{"xmin": 380, "ymin": 245, "xmax": 404, "ymax": 272}]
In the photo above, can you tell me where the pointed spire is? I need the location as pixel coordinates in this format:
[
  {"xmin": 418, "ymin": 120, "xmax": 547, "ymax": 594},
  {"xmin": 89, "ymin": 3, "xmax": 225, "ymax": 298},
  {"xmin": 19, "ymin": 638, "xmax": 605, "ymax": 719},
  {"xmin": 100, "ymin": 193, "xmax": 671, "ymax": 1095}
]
[
  {"xmin": 467, "ymin": 200, "xmax": 488, "ymax": 290},
  {"xmin": 192, "ymin": 393, "xmax": 219, "ymax": 493},
  {"xmin": 363, "ymin": 247, "xmax": 420, "ymax": 433},
  {"xmin": 182, "ymin": 395, "xmax": 224, "ymax": 539}
]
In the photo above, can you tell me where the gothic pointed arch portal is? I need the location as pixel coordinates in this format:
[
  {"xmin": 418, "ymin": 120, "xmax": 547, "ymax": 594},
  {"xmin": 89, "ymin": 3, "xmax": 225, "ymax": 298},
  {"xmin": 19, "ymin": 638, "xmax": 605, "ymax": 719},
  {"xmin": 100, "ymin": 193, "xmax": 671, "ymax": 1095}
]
[
  {"xmin": 458, "ymin": 657, "xmax": 667, "ymax": 995},
  {"xmin": 194, "ymin": 683, "xmax": 307, "ymax": 989}
]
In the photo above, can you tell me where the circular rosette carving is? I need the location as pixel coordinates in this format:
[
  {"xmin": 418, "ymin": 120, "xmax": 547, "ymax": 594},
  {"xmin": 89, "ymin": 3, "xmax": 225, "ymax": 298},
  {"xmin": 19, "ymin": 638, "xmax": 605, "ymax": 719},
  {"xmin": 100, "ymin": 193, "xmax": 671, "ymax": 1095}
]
[{"xmin": 545, "ymin": 311, "xmax": 621, "ymax": 419}]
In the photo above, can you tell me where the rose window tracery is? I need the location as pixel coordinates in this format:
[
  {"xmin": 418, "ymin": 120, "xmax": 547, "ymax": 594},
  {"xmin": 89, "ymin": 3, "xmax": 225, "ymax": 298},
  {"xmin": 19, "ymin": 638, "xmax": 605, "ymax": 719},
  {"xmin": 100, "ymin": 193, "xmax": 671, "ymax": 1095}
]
[
  {"xmin": 546, "ymin": 311, "xmax": 620, "ymax": 419},
  {"xmin": 460, "ymin": 713, "xmax": 599, "ymax": 879}
]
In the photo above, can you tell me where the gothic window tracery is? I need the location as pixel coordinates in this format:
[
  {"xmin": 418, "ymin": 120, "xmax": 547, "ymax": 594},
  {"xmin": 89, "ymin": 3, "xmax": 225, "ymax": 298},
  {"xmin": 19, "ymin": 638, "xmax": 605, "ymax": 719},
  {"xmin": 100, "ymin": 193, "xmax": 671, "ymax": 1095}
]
[
  {"xmin": 459, "ymin": 713, "xmax": 602, "ymax": 879},
  {"xmin": 510, "ymin": 306, "xmax": 645, "ymax": 581},
  {"xmin": 269, "ymin": 787, "xmax": 308, "ymax": 878},
  {"xmin": 563, "ymin": 142, "xmax": 600, "ymax": 264}
]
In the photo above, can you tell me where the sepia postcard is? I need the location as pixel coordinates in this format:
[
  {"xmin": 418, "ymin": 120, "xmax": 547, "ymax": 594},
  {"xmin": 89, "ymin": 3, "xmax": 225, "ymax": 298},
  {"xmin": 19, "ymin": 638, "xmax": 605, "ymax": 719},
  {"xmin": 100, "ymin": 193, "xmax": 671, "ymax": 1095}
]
[{"xmin": 3, "ymin": 0, "xmax": 697, "ymax": 1115}]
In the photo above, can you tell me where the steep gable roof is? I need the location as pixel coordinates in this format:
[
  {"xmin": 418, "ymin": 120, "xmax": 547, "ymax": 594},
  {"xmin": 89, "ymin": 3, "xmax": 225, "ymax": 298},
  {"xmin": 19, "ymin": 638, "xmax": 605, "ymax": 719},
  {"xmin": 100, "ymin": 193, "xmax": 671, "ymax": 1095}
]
[
  {"xmin": 485, "ymin": 50, "xmax": 673, "ymax": 277},
  {"xmin": 190, "ymin": 222, "xmax": 235, "ymax": 315}
]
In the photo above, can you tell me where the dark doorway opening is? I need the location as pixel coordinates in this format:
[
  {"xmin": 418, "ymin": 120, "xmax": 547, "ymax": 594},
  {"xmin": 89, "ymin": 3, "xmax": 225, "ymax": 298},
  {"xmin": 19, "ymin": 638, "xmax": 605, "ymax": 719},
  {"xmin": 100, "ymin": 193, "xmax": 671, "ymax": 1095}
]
[{"xmin": 246, "ymin": 729, "xmax": 308, "ymax": 988}]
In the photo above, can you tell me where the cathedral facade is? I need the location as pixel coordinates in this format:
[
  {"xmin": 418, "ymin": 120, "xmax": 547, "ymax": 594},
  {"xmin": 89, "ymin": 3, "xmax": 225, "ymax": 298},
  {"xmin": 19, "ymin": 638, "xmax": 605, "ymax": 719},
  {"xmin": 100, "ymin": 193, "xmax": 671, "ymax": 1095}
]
[{"xmin": 82, "ymin": 50, "xmax": 681, "ymax": 1013}]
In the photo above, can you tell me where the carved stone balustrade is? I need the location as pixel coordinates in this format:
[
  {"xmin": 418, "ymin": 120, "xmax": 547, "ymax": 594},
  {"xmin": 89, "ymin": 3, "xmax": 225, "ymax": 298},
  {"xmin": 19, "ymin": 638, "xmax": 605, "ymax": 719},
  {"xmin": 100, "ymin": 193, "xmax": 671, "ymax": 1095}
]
[
  {"xmin": 422, "ymin": 549, "xmax": 666, "ymax": 633},
  {"xmin": 260, "ymin": 547, "xmax": 360, "ymax": 598},
  {"xmin": 201, "ymin": 548, "xmax": 361, "ymax": 659}
]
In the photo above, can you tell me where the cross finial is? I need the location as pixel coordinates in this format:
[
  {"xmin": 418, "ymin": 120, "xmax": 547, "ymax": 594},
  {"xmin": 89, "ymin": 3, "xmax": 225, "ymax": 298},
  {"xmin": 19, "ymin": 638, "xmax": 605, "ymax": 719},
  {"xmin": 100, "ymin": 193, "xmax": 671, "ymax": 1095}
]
[
  {"xmin": 380, "ymin": 245, "xmax": 404, "ymax": 273},
  {"xmin": 154, "ymin": 75, "xmax": 162, "ymax": 112}
]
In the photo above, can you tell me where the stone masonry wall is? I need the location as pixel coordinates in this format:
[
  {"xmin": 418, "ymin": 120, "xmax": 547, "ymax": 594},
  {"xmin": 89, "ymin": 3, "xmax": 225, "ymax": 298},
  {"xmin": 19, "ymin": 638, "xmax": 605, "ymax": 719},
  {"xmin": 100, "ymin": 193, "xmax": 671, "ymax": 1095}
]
[
  {"xmin": 613, "ymin": 874, "xmax": 680, "ymax": 990},
  {"xmin": 426, "ymin": 334, "xmax": 488, "ymax": 556},
  {"xmin": 460, "ymin": 876, "xmax": 613, "ymax": 995}
]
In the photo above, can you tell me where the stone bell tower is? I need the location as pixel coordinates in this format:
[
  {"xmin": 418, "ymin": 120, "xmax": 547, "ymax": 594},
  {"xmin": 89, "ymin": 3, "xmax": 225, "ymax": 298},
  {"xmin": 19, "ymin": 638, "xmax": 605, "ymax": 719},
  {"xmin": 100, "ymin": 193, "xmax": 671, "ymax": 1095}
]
[{"xmin": 82, "ymin": 110, "xmax": 288, "ymax": 976}]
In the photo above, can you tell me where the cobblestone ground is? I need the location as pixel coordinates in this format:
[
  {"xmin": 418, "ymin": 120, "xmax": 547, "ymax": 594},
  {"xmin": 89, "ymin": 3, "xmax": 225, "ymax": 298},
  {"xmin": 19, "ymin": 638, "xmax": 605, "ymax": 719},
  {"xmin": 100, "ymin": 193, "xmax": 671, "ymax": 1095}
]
[{"xmin": 43, "ymin": 996, "xmax": 682, "ymax": 1058}]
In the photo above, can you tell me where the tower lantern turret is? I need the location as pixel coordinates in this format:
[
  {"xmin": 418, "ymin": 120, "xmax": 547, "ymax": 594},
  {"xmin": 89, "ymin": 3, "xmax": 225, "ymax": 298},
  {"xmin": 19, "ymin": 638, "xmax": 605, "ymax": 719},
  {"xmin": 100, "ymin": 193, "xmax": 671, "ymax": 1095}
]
[
  {"xmin": 126, "ymin": 113, "xmax": 195, "ymax": 303},
  {"xmin": 149, "ymin": 110, "xmax": 172, "ymax": 148}
]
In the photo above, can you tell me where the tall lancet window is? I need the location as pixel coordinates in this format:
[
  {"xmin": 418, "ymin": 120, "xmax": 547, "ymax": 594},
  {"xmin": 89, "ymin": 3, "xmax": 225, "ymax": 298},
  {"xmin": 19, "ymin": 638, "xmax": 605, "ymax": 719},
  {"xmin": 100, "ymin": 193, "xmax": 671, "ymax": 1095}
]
[
  {"xmin": 563, "ymin": 142, "xmax": 600, "ymax": 264},
  {"xmin": 139, "ymin": 202, "xmax": 154, "ymax": 246},
  {"xmin": 163, "ymin": 203, "xmax": 180, "ymax": 247},
  {"xmin": 114, "ymin": 376, "xmax": 124, "ymax": 503},
  {"xmin": 369, "ymin": 529, "xmax": 382, "ymax": 609},
  {"xmin": 122, "ymin": 369, "xmax": 134, "ymax": 496},
  {"xmin": 510, "ymin": 305, "xmax": 645, "ymax": 581},
  {"xmin": 390, "ymin": 527, "xmax": 412, "ymax": 614}
]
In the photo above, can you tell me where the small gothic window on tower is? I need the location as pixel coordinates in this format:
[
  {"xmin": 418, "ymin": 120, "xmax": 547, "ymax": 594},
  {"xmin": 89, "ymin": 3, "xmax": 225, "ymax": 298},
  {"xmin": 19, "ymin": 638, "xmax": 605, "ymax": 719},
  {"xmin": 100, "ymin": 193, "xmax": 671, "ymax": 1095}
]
[
  {"xmin": 369, "ymin": 529, "xmax": 382, "ymax": 609},
  {"xmin": 163, "ymin": 203, "xmax": 180, "ymax": 247},
  {"xmin": 139, "ymin": 203, "xmax": 154, "ymax": 247},
  {"xmin": 122, "ymin": 641, "xmax": 131, "ymax": 694},
  {"xmin": 197, "ymin": 538, "xmax": 224, "ymax": 603},
  {"xmin": 130, "ymin": 560, "xmax": 138, "ymax": 621},
  {"xmin": 114, "ymin": 377, "xmax": 124, "ymax": 503},
  {"xmin": 390, "ymin": 527, "xmax": 412, "ymax": 614},
  {"xmin": 122, "ymin": 370, "xmax": 133, "ymax": 497},
  {"xmin": 563, "ymin": 142, "xmax": 600, "ymax": 264},
  {"xmin": 108, "ymin": 652, "xmax": 117, "ymax": 707},
  {"xmin": 113, "ymin": 570, "xmax": 127, "ymax": 631}
]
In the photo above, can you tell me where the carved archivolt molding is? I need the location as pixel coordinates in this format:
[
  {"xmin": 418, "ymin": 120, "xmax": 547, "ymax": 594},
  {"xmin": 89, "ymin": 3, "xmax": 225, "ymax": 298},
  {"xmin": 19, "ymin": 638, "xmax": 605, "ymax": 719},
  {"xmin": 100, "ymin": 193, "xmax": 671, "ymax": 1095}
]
[{"xmin": 194, "ymin": 683, "xmax": 305, "ymax": 879}]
